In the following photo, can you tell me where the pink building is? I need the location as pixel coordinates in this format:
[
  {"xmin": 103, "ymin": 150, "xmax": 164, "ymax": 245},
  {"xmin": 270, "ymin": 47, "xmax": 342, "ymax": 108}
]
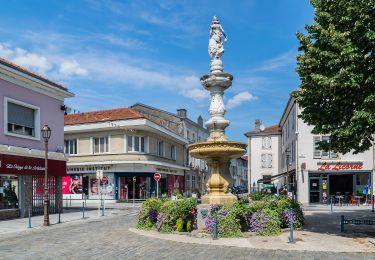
[{"xmin": 0, "ymin": 57, "xmax": 73, "ymax": 220}]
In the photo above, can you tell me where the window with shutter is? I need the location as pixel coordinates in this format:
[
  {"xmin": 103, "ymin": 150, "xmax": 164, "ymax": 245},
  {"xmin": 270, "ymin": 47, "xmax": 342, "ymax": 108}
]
[
  {"xmin": 6, "ymin": 99, "xmax": 39, "ymax": 138},
  {"xmin": 267, "ymin": 154, "xmax": 273, "ymax": 168},
  {"xmin": 313, "ymin": 136, "xmax": 322, "ymax": 158},
  {"xmin": 261, "ymin": 154, "xmax": 267, "ymax": 168}
]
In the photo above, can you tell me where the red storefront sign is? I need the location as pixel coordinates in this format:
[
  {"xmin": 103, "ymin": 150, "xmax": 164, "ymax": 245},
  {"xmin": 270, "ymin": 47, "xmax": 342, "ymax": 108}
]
[
  {"xmin": 0, "ymin": 153, "xmax": 66, "ymax": 176},
  {"xmin": 318, "ymin": 162, "xmax": 363, "ymax": 171}
]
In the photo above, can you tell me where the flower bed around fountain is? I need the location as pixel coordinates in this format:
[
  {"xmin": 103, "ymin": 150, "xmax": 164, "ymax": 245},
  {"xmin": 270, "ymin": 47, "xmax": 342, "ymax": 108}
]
[{"xmin": 136, "ymin": 194, "xmax": 304, "ymax": 237}]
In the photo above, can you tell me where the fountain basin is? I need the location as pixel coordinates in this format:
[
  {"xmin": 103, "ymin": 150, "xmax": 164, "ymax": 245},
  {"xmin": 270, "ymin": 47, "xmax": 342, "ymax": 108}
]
[{"xmin": 188, "ymin": 141, "xmax": 246, "ymax": 160}]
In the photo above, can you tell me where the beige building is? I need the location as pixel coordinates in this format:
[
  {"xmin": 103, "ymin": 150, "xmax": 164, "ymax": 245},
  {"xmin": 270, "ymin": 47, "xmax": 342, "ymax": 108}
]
[
  {"xmin": 131, "ymin": 103, "xmax": 209, "ymax": 196},
  {"xmin": 63, "ymin": 108, "xmax": 189, "ymax": 201}
]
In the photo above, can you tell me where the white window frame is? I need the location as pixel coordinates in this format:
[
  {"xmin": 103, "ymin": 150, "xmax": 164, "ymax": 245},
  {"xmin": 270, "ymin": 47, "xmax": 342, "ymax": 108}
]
[
  {"xmin": 4, "ymin": 97, "xmax": 40, "ymax": 140},
  {"xmin": 93, "ymin": 136, "xmax": 110, "ymax": 154},
  {"xmin": 124, "ymin": 135, "xmax": 147, "ymax": 153},
  {"xmin": 313, "ymin": 136, "xmax": 338, "ymax": 159},
  {"xmin": 170, "ymin": 145, "xmax": 176, "ymax": 160},
  {"xmin": 64, "ymin": 139, "xmax": 78, "ymax": 155},
  {"xmin": 261, "ymin": 153, "xmax": 273, "ymax": 168},
  {"xmin": 262, "ymin": 136, "xmax": 272, "ymax": 149},
  {"xmin": 157, "ymin": 140, "xmax": 165, "ymax": 157}
]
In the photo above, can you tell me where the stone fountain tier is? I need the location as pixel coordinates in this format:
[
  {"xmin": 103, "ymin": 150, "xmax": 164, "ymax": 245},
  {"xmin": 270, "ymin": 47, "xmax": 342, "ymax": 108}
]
[
  {"xmin": 189, "ymin": 141, "xmax": 247, "ymax": 205},
  {"xmin": 188, "ymin": 141, "xmax": 246, "ymax": 160}
]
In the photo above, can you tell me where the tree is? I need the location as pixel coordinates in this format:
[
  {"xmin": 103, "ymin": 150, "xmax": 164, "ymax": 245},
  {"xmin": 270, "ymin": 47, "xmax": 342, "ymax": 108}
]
[{"xmin": 294, "ymin": 0, "xmax": 375, "ymax": 154}]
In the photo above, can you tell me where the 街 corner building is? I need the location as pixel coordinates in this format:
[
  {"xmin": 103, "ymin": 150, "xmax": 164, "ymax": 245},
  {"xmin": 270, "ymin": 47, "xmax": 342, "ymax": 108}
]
[
  {"xmin": 246, "ymin": 94, "xmax": 374, "ymax": 204},
  {"xmin": 0, "ymin": 57, "xmax": 73, "ymax": 220},
  {"xmin": 63, "ymin": 108, "xmax": 193, "ymax": 201}
]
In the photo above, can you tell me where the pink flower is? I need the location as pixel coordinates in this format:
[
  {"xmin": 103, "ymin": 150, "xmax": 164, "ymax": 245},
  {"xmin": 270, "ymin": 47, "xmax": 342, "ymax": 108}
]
[{"xmin": 191, "ymin": 208, "xmax": 197, "ymax": 215}]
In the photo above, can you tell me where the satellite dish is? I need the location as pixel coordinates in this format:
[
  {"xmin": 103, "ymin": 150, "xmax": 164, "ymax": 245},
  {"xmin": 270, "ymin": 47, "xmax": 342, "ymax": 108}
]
[{"xmin": 259, "ymin": 125, "xmax": 265, "ymax": 131}]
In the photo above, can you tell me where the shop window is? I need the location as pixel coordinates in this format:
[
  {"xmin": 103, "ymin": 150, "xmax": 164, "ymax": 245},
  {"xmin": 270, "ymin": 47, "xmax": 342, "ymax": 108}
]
[
  {"xmin": 313, "ymin": 136, "xmax": 338, "ymax": 159},
  {"xmin": 0, "ymin": 176, "xmax": 19, "ymax": 209},
  {"xmin": 4, "ymin": 97, "xmax": 40, "ymax": 140},
  {"xmin": 170, "ymin": 145, "xmax": 176, "ymax": 160},
  {"xmin": 93, "ymin": 137, "xmax": 109, "ymax": 154},
  {"xmin": 261, "ymin": 153, "xmax": 273, "ymax": 168},
  {"xmin": 126, "ymin": 135, "xmax": 146, "ymax": 153},
  {"xmin": 157, "ymin": 141, "xmax": 164, "ymax": 157},
  {"xmin": 262, "ymin": 136, "xmax": 272, "ymax": 149},
  {"xmin": 192, "ymin": 175, "xmax": 196, "ymax": 189},
  {"xmin": 64, "ymin": 139, "xmax": 77, "ymax": 155}
]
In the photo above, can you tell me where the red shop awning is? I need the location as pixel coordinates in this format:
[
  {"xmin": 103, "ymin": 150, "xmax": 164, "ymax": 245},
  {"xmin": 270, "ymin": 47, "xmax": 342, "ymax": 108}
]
[{"xmin": 0, "ymin": 153, "xmax": 67, "ymax": 177}]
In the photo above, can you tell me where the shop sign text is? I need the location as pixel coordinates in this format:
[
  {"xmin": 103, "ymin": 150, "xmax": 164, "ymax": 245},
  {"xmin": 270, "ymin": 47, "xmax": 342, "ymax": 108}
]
[{"xmin": 318, "ymin": 162, "xmax": 363, "ymax": 171}]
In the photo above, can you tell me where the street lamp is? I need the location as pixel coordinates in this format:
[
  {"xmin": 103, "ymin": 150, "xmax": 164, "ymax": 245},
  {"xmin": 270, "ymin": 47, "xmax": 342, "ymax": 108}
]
[{"xmin": 41, "ymin": 125, "xmax": 51, "ymax": 226}]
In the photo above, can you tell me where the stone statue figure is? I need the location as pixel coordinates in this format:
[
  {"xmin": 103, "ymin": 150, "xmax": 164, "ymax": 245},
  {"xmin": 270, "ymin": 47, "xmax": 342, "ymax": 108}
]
[{"xmin": 208, "ymin": 16, "xmax": 227, "ymax": 60}]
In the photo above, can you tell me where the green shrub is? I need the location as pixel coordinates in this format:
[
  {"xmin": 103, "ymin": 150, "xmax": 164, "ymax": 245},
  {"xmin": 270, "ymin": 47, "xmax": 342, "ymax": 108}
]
[
  {"xmin": 259, "ymin": 208, "xmax": 281, "ymax": 236},
  {"xmin": 217, "ymin": 206, "xmax": 242, "ymax": 237},
  {"xmin": 186, "ymin": 219, "xmax": 193, "ymax": 232},
  {"xmin": 176, "ymin": 217, "xmax": 184, "ymax": 232},
  {"xmin": 250, "ymin": 191, "xmax": 266, "ymax": 201},
  {"xmin": 137, "ymin": 198, "xmax": 162, "ymax": 230}
]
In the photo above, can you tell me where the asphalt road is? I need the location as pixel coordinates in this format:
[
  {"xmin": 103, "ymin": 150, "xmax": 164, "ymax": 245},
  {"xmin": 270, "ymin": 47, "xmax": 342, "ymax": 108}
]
[{"xmin": 0, "ymin": 211, "xmax": 374, "ymax": 260}]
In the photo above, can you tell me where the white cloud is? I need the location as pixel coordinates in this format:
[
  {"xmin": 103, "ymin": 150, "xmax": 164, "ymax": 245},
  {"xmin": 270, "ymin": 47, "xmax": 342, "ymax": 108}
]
[
  {"xmin": 0, "ymin": 42, "xmax": 88, "ymax": 79},
  {"xmin": 0, "ymin": 43, "xmax": 13, "ymax": 58},
  {"xmin": 12, "ymin": 48, "xmax": 52, "ymax": 74},
  {"xmin": 182, "ymin": 88, "xmax": 209, "ymax": 100},
  {"xmin": 257, "ymin": 50, "xmax": 296, "ymax": 71},
  {"xmin": 59, "ymin": 60, "xmax": 88, "ymax": 77},
  {"xmin": 226, "ymin": 91, "xmax": 257, "ymax": 109},
  {"xmin": 99, "ymin": 34, "xmax": 146, "ymax": 49}
]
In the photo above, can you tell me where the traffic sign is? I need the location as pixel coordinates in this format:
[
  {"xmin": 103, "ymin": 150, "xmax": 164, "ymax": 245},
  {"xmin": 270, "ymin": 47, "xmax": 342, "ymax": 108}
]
[
  {"xmin": 101, "ymin": 175, "xmax": 108, "ymax": 183},
  {"xmin": 154, "ymin": 173, "xmax": 161, "ymax": 182}
]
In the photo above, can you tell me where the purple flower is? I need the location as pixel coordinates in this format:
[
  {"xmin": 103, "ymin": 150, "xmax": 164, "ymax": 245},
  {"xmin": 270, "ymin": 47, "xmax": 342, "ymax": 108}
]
[
  {"xmin": 156, "ymin": 213, "xmax": 165, "ymax": 231},
  {"xmin": 219, "ymin": 209, "xmax": 228, "ymax": 216},
  {"xmin": 148, "ymin": 210, "xmax": 158, "ymax": 222},
  {"xmin": 246, "ymin": 212, "xmax": 269, "ymax": 232},
  {"xmin": 211, "ymin": 204, "xmax": 220, "ymax": 210}
]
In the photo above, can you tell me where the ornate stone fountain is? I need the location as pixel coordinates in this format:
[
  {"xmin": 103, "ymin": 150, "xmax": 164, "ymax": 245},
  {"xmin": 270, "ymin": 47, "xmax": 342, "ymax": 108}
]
[{"xmin": 189, "ymin": 16, "xmax": 247, "ymax": 205}]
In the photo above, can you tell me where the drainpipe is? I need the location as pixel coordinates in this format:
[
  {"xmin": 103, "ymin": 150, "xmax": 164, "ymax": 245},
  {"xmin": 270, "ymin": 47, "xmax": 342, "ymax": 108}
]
[{"xmin": 248, "ymin": 136, "xmax": 252, "ymax": 195}]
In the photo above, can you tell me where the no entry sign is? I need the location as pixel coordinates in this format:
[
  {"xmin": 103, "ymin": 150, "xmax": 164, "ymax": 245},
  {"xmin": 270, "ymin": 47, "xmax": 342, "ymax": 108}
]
[
  {"xmin": 154, "ymin": 173, "xmax": 161, "ymax": 182},
  {"xmin": 101, "ymin": 175, "xmax": 108, "ymax": 183}
]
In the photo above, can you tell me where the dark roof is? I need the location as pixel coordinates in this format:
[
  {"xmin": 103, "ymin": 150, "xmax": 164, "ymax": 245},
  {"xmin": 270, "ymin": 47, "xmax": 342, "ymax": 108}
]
[
  {"xmin": 64, "ymin": 108, "xmax": 144, "ymax": 125},
  {"xmin": 0, "ymin": 57, "xmax": 68, "ymax": 91},
  {"xmin": 245, "ymin": 124, "xmax": 281, "ymax": 136}
]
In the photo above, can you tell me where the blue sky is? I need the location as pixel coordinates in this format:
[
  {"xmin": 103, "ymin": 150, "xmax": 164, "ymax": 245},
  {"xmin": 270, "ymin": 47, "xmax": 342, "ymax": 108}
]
[{"xmin": 0, "ymin": 0, "xmax": 314, "ymax": 142}]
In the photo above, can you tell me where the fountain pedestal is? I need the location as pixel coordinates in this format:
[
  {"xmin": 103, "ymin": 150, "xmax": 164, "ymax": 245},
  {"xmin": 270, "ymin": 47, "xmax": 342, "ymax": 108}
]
[{"xmin": 188, "ymin": 16, "xmax": 246, "ymax": 206}]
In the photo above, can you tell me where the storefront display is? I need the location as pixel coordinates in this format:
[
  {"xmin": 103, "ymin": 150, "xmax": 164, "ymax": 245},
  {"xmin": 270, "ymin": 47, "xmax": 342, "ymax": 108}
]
[{"xmin": 0, "ymin": 176, "xmax": 18, "ymax": 209}]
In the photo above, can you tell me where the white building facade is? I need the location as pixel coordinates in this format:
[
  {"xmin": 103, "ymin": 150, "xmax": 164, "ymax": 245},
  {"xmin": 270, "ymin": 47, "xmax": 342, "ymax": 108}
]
[
  {"xmin": 280, "ymin": 96, "xmax": 374, "ymax": 204},
  {"xmin": 245, "ymin": 120, "xmax": 281, "ymax": 192},
  {"xmin": 229, "ymin": 156, "xmax": 248, "ymax": 187}
]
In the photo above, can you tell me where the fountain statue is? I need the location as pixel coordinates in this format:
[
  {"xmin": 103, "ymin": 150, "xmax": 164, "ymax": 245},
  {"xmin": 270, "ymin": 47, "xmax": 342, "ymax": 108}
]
[{"xmin": 189, "ymin": 16, "xmax": 247, "ymax": 205}]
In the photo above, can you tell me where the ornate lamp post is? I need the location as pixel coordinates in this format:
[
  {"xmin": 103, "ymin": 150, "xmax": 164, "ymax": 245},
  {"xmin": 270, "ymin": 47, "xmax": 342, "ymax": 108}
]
[{"xmin": 41, "ymin": 125, "xmax": 51, "ymax": 226}]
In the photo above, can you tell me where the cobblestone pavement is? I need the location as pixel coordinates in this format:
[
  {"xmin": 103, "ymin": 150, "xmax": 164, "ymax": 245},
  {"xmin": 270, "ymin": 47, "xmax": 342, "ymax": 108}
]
[{"xmin": 0, "ymin": 212, "xmax": 374, "ymax": 260}]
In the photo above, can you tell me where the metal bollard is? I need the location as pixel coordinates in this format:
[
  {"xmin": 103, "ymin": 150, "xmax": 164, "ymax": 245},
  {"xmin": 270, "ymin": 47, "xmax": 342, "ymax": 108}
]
[
  {"xmin": 58, "ymin": 205, "xmax": 61, "ymax": 224},
  {"xmin": 289, "ymin": 208, "xmax": 294, "ymax": 243},
  {"xmin": 330, "ymin": 196, "xmax": 333, "ymax": 212},
  {"xmin": 28, "ymin": 207, "xmax": 32, "ymax": 228},
  {"xmin": 213, "ymin": 207, "xmax": 218, "ymax": 240},
  {"xmin": 340, "ymin": 215, "xmax": 345, "ymax": 232},
  {"xmin": 102, "ymin": 198, "xmax": 105, "ymax": 216},
  {"xmin": 82, "ymin": 202, "xmax": 85, "ymax": 219}
]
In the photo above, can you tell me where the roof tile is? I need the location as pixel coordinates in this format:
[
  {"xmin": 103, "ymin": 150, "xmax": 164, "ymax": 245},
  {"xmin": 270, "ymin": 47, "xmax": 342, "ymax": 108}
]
[{"xmin": 64, "ymin": 108, "xmax": 144, "ymax": 125}]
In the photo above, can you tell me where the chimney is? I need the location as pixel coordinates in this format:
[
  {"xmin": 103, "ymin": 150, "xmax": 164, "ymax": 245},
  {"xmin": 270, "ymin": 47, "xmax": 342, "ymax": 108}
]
[
  {"xmin": 197, "ymin": 115, "xmax": 203, "ymax": 127},
  {"xmin": 255, "ymin": 119, "xmax": 261, "ymax": 132},
  {"xmin": 177, "ymin": 108, "xmax": 187, "ymax": 118}
]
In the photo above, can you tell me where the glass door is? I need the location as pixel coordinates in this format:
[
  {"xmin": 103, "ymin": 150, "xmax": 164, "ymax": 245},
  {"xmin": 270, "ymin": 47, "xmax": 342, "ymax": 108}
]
[{"xmin": 309, "ymin": 178, "xmax": 321, "ymax": 203}]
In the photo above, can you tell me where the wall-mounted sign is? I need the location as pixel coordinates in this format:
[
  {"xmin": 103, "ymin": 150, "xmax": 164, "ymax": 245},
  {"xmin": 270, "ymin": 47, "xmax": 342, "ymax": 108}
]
[
  {"xmin": 0, "ymin": 154, "xmax": 66, "ymax": 176},
  {"xmin": 318, "ymin": 162, "xmax": 363, "ymax": 171}
]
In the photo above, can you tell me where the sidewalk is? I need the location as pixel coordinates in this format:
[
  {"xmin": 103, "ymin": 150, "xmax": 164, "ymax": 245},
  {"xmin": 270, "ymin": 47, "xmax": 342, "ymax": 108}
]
[{"xmin": 0, "ymin": 203, "xmax": 141, "ymax": 236}]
